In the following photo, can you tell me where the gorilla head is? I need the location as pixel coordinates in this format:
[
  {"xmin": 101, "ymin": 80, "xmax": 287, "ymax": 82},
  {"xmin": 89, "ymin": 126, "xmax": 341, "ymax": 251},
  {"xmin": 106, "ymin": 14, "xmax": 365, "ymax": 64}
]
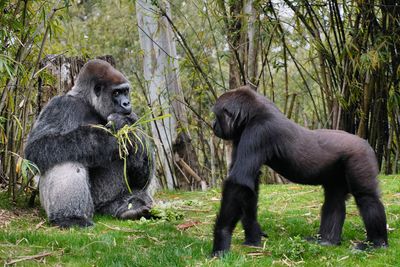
[
  {"xmin": 212, "ymin": 85, "xmax": 281, "ymax": 140},
  {"xmin": 212, "ymin": 89, "xmax": 249, "ymax": 140},
  {"xmin": 69, "ymin": 59, "xmax": 132, "ymax": 120}
]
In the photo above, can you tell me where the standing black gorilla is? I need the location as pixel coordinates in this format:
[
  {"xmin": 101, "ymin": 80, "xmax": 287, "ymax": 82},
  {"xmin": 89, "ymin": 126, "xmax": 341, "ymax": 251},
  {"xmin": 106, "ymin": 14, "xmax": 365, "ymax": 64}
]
[
  {"xmin": 211, "ymin": 86, "xmax": 388, "ymax": 256},
  {"xmin": 25, "ymin": 59, "xmax": 154, "ymax": 228}
]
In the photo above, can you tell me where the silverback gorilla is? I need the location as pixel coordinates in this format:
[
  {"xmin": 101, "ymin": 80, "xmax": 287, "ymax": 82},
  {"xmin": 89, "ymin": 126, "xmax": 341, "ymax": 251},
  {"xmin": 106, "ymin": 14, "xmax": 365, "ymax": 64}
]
[
  {"xmin": 25, "ymin": 59, "xmax": 154, "ymax": 228},
  {"xmin": 211, "ymin": 86, "xmax": 388, "ymax": 256}
]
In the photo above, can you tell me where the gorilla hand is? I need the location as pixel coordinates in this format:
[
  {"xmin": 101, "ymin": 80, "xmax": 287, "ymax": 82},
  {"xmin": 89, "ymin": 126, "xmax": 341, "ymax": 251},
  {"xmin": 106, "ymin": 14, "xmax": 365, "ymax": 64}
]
[
  {"xmin": 111, "ymin": 190, "xmax": 153, "ymax": 220},
  {"xmin": 107, "ymin": 112, "xmax": 139, "ymax": 132}
]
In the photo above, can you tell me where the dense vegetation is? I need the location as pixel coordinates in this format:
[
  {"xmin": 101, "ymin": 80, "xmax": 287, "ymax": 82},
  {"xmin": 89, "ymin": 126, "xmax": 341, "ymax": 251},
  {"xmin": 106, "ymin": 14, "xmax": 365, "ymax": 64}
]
[
  {"xmin": 0, "ymin": 0, "xmax": 399, "ymax": 192},
  {"xmin": 2, "ymin": 0, "xmax": 400, "ymax": 195}
]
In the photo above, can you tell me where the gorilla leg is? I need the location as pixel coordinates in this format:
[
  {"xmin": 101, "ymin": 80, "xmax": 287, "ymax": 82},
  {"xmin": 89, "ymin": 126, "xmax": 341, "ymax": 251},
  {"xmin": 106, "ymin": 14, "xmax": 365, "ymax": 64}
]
[
  {"xmin": 212, "ymin": 181, "xmax": 243, "ymax": 256},
  {"xmin": 241, "ymin": 182, "xmax": 264, "ymax": 246},
  {"xmin": 346, "ymin": 159, "xmax": 388, "ymax": 248},
  {"xmin": 354, "ymin": 194, "xmax": 388, "ymax": 248},
  {"xmin": 318, "ymin": 183, "xmax": 347, "ymax": 245},
  {"xmin": 39, "ymin": 162, "xmax": 94, "ymax": 227}
]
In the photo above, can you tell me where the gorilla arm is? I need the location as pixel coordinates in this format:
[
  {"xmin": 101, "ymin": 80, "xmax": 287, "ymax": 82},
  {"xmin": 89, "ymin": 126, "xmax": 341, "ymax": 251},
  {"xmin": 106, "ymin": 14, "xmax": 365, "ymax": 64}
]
[
  {"xmin": 126, "ymin": 139, "xmax": 153, "ymax": 190},
  {"xmin": 88, "ymin": 125, "xmax": 154, "ymax": 220},
  {"xmin": 228, "ymin": 125, "xmax": 268, "ymax": 191},
  {"xmin": 212, "ymin": 126, "xmax": 267, "ymax": 255},
  {"xmin": 105, "ymin": 111, "xmax": 153, "ymax": 191},
  {"xmin": 25, "ymin": 96, "xmax": 120, "ymax": 172}
]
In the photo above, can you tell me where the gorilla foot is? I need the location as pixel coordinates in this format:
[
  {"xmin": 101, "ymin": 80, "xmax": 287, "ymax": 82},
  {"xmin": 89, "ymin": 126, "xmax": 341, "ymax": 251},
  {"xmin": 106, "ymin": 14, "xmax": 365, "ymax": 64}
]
[
  {"xmin": 305, "ymin": 235, "xmax": 340, "ymax": 246},
  {"xmin": 354, "ymin": 240, "xmax": 388, "ymax": 251},
  {"xmin": 319, "ymin": 239, "xmax": 340, "ymax": 246},
  {"xmin": 242, "ymin": 232, "xmax": 266, "ymax": 247},
  {"xmin": 211, "ymin": 249, "xmax": 228, "ymax": 258},
  {"xmin": 261, "ymin": 231, "xmax": 268, "ymax": 238},
  {"xmin": 304, "ymin": 235, "xmax": 319, "ymax": 243},
  {"xmin": 51, "ymin": 217, "xmax": 94, "ymax": 228}
]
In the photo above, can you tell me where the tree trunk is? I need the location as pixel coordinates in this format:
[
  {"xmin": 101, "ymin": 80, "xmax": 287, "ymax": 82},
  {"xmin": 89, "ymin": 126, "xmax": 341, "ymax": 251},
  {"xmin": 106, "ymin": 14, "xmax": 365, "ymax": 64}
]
[
  {"xmin": 136, "ymin": 0, "xmax": 176, "ymax": 189},
  {"xmin": 136, "ymin": 0, "xmax": 205, "ymax": 190},
  {"xmin": 244, "ymin": 0, "xmax": 259, "ymax": 84}
]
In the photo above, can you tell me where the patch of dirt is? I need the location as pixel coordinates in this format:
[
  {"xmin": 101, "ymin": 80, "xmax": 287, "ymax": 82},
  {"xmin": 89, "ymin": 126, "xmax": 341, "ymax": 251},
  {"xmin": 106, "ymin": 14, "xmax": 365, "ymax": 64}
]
[
  {"xmin": 0, "ymin": 209, "xmax": 18, "ymax": 228},
  {"xmin": 0, "ymin": 208, "xmax": 41, "ymax": 228}
]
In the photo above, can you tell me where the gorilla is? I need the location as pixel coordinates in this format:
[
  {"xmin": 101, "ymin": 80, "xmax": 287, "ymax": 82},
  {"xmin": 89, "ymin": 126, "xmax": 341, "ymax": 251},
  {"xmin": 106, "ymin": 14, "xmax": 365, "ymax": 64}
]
[
  {"xmin": 25, "ymin": 59, "xmax": 154, "ymax": 228},
  {"xmin": 211, "ymin": 86, "xmax": 388, "ymax": 256}
]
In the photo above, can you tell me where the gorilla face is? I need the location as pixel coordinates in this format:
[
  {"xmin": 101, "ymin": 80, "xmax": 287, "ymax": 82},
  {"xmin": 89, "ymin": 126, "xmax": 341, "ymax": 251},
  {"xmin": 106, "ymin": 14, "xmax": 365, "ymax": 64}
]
[
  {"xmin": 92, "ymin": 82, "xmax": 132, "ymax": 120},
  {"xmin": 212, "ymin": 87, "xmax": 272, "ymax": 141},
  {"xmin": 212, "ymin": 103, "xmax": 244, "ymax": 141},
  {"xmin": 97, "ymin": 83, "xmax": 132, "ymax": 115},
  {"xmin": 111, "ymin": 85, "xmax": 132, "ymax": 115},
  {"xmin": 212, "ymin": 108, "xmax": 231, "ymax": 140}
]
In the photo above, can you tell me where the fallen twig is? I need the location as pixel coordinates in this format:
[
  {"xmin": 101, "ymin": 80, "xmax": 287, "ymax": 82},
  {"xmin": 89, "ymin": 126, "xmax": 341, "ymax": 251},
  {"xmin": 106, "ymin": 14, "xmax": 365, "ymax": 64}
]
[
  {"xmin": 177, "ymin": 220, "xmax": 201, "ymax": 230},
  {"xmin": 175, "ymin": 158, "xmax": 207, "ymax": 191},
  {"xmin": 6, "ymin": 250, "xmax": 62, "ymax": 265},
  {"xmin": 34, "ymin": 220, "xmax": 46, "ymax": 230},
  {"xmin": 98, "ymin": 222, "xmax": 144, "ymax": 233},
  {"xmin": 177, "ymin": 207, "xmax": 211, "ymax": 212},
  {"xmin": 246, "ymin": 251, "xmax": 272, "ymax": 257}
]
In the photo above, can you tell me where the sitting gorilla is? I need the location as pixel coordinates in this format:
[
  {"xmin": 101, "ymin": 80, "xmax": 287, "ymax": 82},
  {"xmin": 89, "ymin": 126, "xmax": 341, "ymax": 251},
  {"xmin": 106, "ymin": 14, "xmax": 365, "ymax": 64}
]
[{"xmin": 25, "ymin": 59, "xmax": 154, "ymax": 228}]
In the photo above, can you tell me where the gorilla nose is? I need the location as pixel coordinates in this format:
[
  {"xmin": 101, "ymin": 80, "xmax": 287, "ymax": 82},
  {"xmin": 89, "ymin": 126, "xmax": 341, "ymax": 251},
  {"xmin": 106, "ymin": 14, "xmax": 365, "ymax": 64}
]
[
  {"xmin": 122, "ymin": 100, "xmax": 130, "ymax": 107},
  {"xmin": 122, "ymin": 101, "xmax": 131, "ymax": 113}
]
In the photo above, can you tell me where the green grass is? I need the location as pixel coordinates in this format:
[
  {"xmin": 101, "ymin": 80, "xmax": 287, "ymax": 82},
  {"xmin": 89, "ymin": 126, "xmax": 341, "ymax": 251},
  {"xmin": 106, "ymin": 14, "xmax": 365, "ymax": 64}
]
[{"xmin": 0, "ymin": 175, "xmax": 399, "ymax": 266}]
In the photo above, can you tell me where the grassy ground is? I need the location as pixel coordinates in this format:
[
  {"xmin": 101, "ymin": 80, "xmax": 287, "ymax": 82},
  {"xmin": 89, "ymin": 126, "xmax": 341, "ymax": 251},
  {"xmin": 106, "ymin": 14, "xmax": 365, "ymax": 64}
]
[{"xmin": 0, "ymin": 175, "xmax": 399, "ymax": 266}]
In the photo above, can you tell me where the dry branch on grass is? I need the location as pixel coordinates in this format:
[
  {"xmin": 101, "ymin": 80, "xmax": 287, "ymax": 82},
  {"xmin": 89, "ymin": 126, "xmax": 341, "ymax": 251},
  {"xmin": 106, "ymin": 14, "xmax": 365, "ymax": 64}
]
[
  {"xmin": 176, "ymin": 220, "xmax": 201, "ymax": 230},
  {"xmin": 98, "ymin": 222, "xmax": 144, "ymax": 233},
  {"xmin": 5, "ymin": 250, "xmax": 63, "ymax": 265}
]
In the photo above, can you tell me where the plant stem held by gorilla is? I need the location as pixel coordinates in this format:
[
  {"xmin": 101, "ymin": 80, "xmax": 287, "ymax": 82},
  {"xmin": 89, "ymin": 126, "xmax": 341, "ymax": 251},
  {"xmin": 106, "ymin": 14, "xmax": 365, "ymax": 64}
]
[{"xmin": 93, "ymin": 112, "xmax": 171, "ymax": 193}]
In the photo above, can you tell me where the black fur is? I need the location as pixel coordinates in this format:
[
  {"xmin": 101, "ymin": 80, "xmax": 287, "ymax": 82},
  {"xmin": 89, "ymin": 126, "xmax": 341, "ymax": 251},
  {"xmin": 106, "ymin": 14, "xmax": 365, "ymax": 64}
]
[
  {"xmin": 25, "ymin": 60, "xmax": 153, "ymax": 228},
  {"xmin": 25, "ymin": 96, "xmax": 118, "ymax": 172},
  {"xmin": 211, "ymin": 86, "xmax": 388, "ymax": 256}
]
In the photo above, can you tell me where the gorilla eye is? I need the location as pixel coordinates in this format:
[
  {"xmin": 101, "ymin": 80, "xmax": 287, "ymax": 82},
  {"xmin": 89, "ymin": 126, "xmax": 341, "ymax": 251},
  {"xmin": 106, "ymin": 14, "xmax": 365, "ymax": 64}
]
[
  {"xmin": 113, "ymin": 91, "xmax": 120, "ymax": 97},
  {"xmin": 94, "ymin": 85, "xmax": 102, "ymax": 97}
]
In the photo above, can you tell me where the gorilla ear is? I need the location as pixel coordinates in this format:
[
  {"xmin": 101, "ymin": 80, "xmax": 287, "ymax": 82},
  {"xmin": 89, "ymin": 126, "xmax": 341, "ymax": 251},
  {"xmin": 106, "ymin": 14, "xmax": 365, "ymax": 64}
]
[{"xmin": 94, "ymin": 84, "xmax": 102, "ymax": 97}]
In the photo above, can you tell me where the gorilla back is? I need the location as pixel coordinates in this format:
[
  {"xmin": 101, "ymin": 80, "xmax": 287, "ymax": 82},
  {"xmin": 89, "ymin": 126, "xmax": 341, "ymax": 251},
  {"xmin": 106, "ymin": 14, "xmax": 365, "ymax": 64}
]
[{"xmin": 25, "ymin": 59, "xmax": 154, "ymax": 228}]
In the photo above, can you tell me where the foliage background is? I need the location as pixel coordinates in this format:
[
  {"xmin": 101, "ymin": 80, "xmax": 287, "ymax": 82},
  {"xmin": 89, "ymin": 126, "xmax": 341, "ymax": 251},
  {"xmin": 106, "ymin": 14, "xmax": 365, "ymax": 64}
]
[{"xmin": 1, "ymin": 0, "xmax": 400, "ymax": 194}]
